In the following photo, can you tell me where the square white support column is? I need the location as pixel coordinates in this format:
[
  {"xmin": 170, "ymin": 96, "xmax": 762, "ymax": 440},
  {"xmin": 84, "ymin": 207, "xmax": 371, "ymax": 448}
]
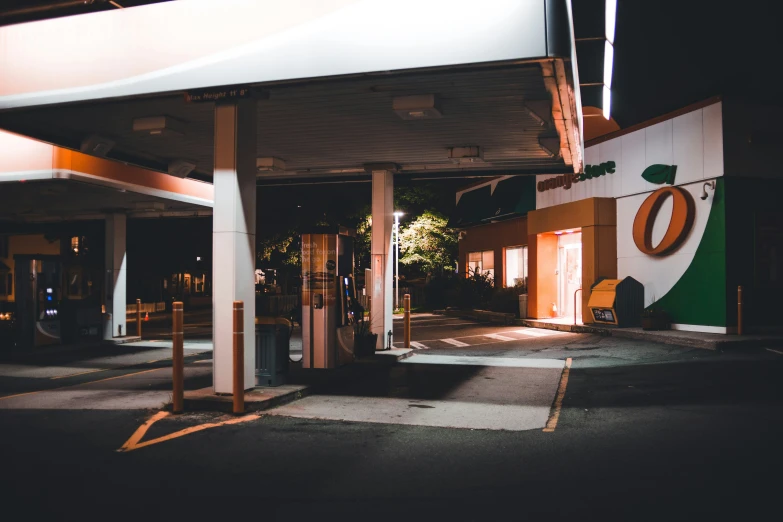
[
  {"xmin": 370, "ymin": 169, "xmax": 394, "ymax": 349},
  {"xmin": 212, "ymin": 99, "xmax": 256, "ymax": 394},
  {"xmin": 104, "ymin": 213, "xmax": 126, "ymax": 339}
]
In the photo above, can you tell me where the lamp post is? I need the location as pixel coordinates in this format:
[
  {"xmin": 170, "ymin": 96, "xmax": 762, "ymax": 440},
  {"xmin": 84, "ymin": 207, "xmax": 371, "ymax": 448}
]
[{"xmin": 393, "ymin": 211, "xmax": 404, "ymax": 311}]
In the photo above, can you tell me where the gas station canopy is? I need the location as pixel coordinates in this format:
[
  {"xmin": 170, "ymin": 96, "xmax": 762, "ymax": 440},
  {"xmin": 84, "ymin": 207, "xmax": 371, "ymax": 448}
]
[{"xmin": 0, "ymin": 0, "xmax": 584, "ymax": 181}]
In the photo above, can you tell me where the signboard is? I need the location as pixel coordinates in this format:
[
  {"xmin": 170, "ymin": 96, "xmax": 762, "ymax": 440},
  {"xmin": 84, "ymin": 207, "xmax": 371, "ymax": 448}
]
[
  {"xmin": 537, "ymin": 161, "xmax": 616, "ymax": 192},
  {"xmin": 591, "ymin": 308, "xmax": 615, "ymax": 323},
  {"xmin": 184, "ymin": 86, "xmax": 254, "ymax": 104}
]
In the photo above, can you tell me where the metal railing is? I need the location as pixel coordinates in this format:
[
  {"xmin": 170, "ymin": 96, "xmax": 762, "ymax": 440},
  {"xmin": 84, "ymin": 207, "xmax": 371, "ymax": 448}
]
[{"xmin": 126, "ymin": 301, "xmax": 166, "ymax": 315}]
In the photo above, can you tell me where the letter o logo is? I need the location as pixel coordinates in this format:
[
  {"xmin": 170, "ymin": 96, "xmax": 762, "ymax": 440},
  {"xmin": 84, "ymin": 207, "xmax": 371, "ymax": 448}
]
[{"xmin": 632, "ymin": 186, "xmax": 695, "ymax": 256}]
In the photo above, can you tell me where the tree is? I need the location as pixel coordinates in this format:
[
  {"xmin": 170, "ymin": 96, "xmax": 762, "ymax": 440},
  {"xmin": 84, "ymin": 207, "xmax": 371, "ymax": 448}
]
[{"xmin": 398, "ymin": 210, "xmax": 457, "ymax": 276}]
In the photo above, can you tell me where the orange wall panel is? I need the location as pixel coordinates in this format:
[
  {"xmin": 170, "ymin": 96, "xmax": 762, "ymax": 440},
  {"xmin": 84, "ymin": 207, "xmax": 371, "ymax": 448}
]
[
  {"xmin": 458, "ymin": 217, "xmax": 528, "ymax": 287},
  {"xmin": 529, "ymin": 233, "xmax": 558, "ymax": 318}
]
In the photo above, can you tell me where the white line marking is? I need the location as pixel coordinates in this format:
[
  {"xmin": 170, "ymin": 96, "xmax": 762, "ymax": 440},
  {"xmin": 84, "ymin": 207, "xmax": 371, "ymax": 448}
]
[
  {"xmin": 410, "ymin": 341, "xmax": 428, "ymax": 350},
  {"xmin": 514, "ymin": 329, "xmax": 555, "ymax": 337},
  {"xmin": 766, "ymin": 348, "xmax": 783, "ymax": 356},
  {"xmin": 402, "ymin": 354, "xmax": 565, "ymax": 368},
  {"xmin": 442, "ymin": 338, "xmax": 469, "ymax": 347},
  {"xmin": 485, "ymin": 333, "xmax": 516, "ymax": 342}
]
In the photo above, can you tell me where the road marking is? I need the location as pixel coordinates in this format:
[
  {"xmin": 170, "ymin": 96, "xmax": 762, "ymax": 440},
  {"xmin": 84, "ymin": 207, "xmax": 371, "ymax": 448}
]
[
  {"xmin": 0, "ymin": 355, "xmax": 206, "ymax": 402},
  {"xmin": 543, "ymin": 357, "xmax": 572, "ymax": 432},
  {"xmin": 49, "ymin": 351, "xmax": 212, "ymax": 380},
  {"xmin": 404, "ymin": 322, "xmax": 473, "ymax": 329},
  {"xmin": 442, "ymin": 338, "xmax": 469, "ymax": 347},
  {"xmin": 410, "ymin": 341, "xmax": 428, "ymax": 349},
  {"xmin": 0, "ymin": 367, "xmax": 168, "ymax": 402},
  {"xmin": 766, "ymin": 348, "xmax": 783, "ymax": 356},
  {"xmin": 118, "ymin": 413, "xmax": 260, "ymax": 452},
  {"xmin": 515, "ymin": 328, "xmax": 557, "ymax": 337},
  {"xmin": 50, "ymin": 368, "xmax": 107, "ymax": 380},
  {"xmin": 485, "ymin": 333, "xmax": 516, "ymax": 342},
  {"xmin": 403, "ymin": 354, "xmax": 565, "ymax": 368},
  {"xmin": 119, "ymin": 411, "xmax": 170, "ymax": 451}
]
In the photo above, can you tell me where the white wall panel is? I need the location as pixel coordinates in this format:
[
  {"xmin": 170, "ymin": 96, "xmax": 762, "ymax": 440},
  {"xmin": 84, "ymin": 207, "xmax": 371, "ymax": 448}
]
[
  {"xmin": 619, "ymin": 130, "xmax": 646, "ymax": 197},
  {"xmin": 673, "ymin": 109, "xmax": 704, "ymax": 185},
  {"xmin": 703, "ymin": 102, "xmax": 724, "ymax": 178},
  {"xmin": 645, "ymin": 119, "xmax": 673, "ymax": 173},
  {"xmin": 600, "ymin": 137, "xmax": 623, "ymax": 198},
  {"xmin": 536, "ymin": 102, "xmax": 722, "ymax": 211}
]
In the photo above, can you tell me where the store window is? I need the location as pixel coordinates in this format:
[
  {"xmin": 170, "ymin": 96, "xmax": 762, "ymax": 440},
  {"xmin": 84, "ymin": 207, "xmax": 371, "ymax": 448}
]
[
  {"xmin": 505, "ymin": 246, "xmax": 528, "ymax": 289},
  {"xmin": 467, "ymin": 250, "xmax": 494, "ymax": 282}
]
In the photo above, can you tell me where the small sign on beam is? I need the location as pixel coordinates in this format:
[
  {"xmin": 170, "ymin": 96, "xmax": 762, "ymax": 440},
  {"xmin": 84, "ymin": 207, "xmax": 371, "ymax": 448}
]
[{"xmin": 184, "ymin": 86, "xmax": 257, "ymax": 103}]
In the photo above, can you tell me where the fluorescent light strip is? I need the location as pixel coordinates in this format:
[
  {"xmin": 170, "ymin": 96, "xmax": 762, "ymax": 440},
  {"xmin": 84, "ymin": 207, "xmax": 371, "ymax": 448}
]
[
  {"xmin": 604, "ymin": 40, "xmax": 614, "ymax": 89},
  {"xmin": 603, "ymin": 85, "xmax": 612, "ymax": 120},
  {"xmin": 605, "ymin": 0, "xmax": 617, "ymax": 44}
]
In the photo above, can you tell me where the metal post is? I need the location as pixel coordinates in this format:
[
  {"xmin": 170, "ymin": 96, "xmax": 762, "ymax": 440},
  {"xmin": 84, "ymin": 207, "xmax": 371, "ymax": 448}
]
[
  {"xmin": 172, "ymin": 302, "xmax": 184, "ymax": 413},
  {"xmin": 403, "ymin": 293, "xmax": 411, "ymax": 348},
  {"xmin": 737, "ymin": 286, "xmax": 743, "ymax": 336},
  {"xmin": 393, "ymin": 211, "xmax": 404, "ymax": 312},
  {"xmin": 233, "ymin": 301, "xmax": 245, "ymax": 414},
  {"xmin": 136, "ymin": 298, "xmax": 142, "ymax": 338},
  {"xmin": 574, "ymin": 288, "xmax": 583, "ymax": 326}
]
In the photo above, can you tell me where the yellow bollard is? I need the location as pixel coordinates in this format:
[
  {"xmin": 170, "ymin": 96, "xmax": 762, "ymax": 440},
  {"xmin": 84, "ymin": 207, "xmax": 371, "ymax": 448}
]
[
  {"xmin": 136, "ymin": 298, "xmax": 142, "ymax": 338},
  {"xmin": 172, "ymin": 302, "xmax": 184, "ymax": 413},
  {"xmin": 737, "ymin": 286, "xmax": 743, "ymax": 336},
  {"xmin": 233, "ymin": 301, "xmax": 245, "ymax": 414},
  {"xmin": 403, "ymin": 294, "xmax": 411, "ymax": 349}
]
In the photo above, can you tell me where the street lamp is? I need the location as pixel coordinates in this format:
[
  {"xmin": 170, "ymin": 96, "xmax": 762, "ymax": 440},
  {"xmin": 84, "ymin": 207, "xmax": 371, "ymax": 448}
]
[{"xmin": 393, "ymin": 211, "xmax": 404, "ymax": 311}]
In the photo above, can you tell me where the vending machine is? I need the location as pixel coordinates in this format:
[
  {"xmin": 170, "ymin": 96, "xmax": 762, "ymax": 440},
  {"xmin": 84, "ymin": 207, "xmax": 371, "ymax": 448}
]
[{"xmin": 301, "ymin": 228, "xmax": 357, "ymax": 368}]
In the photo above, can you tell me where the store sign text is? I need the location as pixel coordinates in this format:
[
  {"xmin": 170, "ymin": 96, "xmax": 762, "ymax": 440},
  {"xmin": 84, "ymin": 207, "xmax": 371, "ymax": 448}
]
[{"xmin": 537, "ymin": 161, "xmax": 616, "ymax": 192}]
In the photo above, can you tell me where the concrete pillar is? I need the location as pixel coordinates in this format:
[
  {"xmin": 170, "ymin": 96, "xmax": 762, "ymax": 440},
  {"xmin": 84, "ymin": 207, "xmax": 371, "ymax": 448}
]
[
  {"xmin": 369, "ymin": 167, "xmax": 394, "ymax": 349},
  {"xmin": 104, "ymin": 213, "xmax": 126, "ymax": 339},
  {"xmin": 212, "ymin": 99, "xmax": 256, "ymax": 393}
]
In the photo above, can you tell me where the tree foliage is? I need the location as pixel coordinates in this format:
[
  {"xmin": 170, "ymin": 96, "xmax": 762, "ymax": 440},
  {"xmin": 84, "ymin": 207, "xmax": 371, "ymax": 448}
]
[
  {"xmin": 258, "ymin": 230, "xmax": 300, "ymax": 267},
  {"xmin": 399, "ymin": 210, "xmax": 457, "ymax": 275}
]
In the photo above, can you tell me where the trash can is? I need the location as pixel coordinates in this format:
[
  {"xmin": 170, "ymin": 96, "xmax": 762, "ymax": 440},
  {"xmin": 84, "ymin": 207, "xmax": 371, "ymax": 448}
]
[
  {"xmin": 255, "ymin": 317, "xmax": 291, "ymax": 387},
  {"xmin": 518, "ymin": 294, "xmax": 528, "ymax": 319}
]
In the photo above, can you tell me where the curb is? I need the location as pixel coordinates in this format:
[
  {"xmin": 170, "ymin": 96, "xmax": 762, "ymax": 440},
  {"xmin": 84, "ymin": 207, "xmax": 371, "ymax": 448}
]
[
  {"xmin": 182, "ymin": 385, "xmax": 311, "ymax": 414},
  {"xmin": 441, "ymin": 309, "xmax": 782, "ymax": 351}
]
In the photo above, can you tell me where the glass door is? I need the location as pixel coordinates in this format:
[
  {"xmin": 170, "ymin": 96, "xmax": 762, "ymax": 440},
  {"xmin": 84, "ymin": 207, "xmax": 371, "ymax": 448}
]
[{"xmin": 557, "ymin": 232, "xmax": 582, "ymax": 320}]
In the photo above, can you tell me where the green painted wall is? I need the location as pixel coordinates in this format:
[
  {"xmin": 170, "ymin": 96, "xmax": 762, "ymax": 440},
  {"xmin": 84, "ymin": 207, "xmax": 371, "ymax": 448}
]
[{"xmin": 649, "ymin": 179, "xmax": 726, "ymax": 327}]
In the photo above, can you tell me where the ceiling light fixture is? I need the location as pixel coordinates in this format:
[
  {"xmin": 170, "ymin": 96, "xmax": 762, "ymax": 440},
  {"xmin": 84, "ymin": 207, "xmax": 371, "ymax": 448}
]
[
  {"xmin": 168, "ymin": 159, "xmax": 196, "ymax": 178},
  {"xmin": 132, "ymin": 116, "xmax": 186, "ymax": 137},
  {"xmin": 80, "ymin": 135, "xmax": 115, "ymax": 157},
  {"xmin": 448, "ymin": 146, "xmax": 484, "ymax": 164},
  {"xmin": 538, "ymin": 137, "xmax": 561, "ymax": 157},
  {"xmin": 605, "ymin": 0, "xmax": 617, "ymax": 44},
  {"xmin": 393, "ymin": 94, "xmax": 442, "ymax": 120},
  {"xmin": 604, "ymin": 41, "xmax": 614, "ymax": 90},
  {"xmin": 524, "ymin": 100, "xmax": 550, "ymax": 126},
  {"xmin": 256, "ymin": 157, "xmax": 286, "ymax": 173}
]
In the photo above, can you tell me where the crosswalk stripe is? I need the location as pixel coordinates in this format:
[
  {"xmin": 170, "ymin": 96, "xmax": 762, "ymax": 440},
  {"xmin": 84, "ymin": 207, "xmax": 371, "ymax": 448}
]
[
  {"xmin": 442, "ymin": 338, "xmax": 469, "ymax": 347},
  {"xmin": 410, "ymin": 341, "xmax": 428, "ymax": 349},
  {"xmin": 485, "ymin": 333, "xmax": 516, "ymax": 342},
  {"xmin": 514, "ymin": 329, "xmax": 553, "ymax": 337}
]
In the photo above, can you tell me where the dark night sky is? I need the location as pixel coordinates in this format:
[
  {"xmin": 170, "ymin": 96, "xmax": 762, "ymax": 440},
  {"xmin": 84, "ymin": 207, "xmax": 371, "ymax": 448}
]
[{"xmin": 610, "ymin": 0, "xmax": 783, "ymax": 127}]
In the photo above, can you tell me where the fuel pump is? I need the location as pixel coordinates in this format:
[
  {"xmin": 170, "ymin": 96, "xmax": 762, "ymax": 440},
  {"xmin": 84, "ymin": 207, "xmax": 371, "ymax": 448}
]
[
  {"xmin": 301, "ymin": 228, "xmax": 356, "ymax": 368},
  {"xmin": 14, "ymin": 257, "xmax": 62, "ymax": 348}
]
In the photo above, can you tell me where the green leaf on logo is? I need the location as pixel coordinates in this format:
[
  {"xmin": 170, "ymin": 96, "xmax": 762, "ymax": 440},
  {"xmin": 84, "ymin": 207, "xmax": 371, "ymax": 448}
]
[{"xmin": 641, "ymin": 164, "xmax": 677, "ymax": 185}]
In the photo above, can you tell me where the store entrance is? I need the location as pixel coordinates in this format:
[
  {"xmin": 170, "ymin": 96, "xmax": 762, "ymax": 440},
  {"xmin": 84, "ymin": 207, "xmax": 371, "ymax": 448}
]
[{"xmin": 557, "ymin": 231, "xmax": 582, "ymax": 321}]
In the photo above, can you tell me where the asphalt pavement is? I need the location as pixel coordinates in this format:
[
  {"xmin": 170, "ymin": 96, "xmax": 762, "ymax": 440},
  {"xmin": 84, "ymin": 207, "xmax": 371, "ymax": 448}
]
[{"xmin": 0, "ymin": 313, "xmax": 781, "ymax": 521}]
